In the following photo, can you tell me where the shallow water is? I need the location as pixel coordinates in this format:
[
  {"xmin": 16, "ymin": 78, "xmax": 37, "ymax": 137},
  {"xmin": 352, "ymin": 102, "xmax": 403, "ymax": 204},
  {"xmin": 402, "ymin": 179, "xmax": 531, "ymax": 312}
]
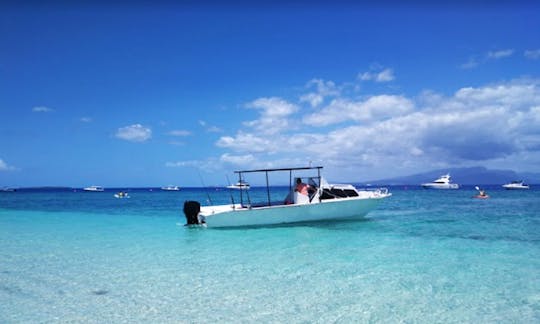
[{"xmin": 1, "ymin": 187, "xmax": 539, "ymax": 322}]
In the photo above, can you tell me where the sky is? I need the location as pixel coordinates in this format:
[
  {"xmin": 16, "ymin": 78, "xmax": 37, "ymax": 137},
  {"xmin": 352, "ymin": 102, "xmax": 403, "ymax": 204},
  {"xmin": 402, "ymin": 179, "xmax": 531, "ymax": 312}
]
[{"xmin": 1, "ymin": 1, "xmax": 539, "ymax": 187}]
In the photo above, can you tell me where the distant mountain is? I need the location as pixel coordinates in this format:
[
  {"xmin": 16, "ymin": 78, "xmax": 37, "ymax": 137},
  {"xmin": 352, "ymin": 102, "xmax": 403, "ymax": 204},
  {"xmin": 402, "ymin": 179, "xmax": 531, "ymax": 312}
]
[{"xmin": 368, "ymin": 166, "xmax": 540, "ymax": 185}]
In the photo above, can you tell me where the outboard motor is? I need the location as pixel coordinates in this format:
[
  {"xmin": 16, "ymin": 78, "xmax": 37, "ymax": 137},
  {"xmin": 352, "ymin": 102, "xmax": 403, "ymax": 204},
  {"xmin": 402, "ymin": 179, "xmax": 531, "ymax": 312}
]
[{"xmin": 183, "ymin": 200, "xmax": 201, "ymax": 225}]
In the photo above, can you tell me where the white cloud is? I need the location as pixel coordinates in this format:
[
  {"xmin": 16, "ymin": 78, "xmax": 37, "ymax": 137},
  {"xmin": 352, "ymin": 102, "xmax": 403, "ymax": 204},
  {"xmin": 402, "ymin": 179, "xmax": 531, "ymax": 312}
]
[
  {"xmin": 487, "ymin": 49, "xmax": 514, "ymax": 59},
  {"xmin": 461, "ymin": 49, "xmax": 515, "ymax": 69},
  {"xmin": 220, "ymin": 153, "xmax": 255, "ymax": 165},
  {"xmin": 214, "ymin": 77, "xmax": 540, "ymax": 180},
  {"xmin": 0, "ymin": 158, "xmax": 16, "ymax": 171},
  {"xmin": 303, "ymin": 95, "xmax": 414, "ymax": 126},
  {"xmin": 115, "ymin": 124, "xmax": 152, "ymax": 142},
  {"xmin": 243, "ymin": 97, "xmax": 299, "ymax": 135},
  {"xmin": 199, "ymin": 120, "xmax": 222, "ymax": 133},
  {"xmin": 32, "ymin": 106, "xmax": 53, "ymax": 113},
  {"xmin": 299, "ymin": 79, "xmax": 340, "ymax": 107},
  {"xmin": 525, "ymin": 49, "xmax": 540, "ymax": 60},
  {"xmin": 359, "ymin": 68, "xmax": 395, "ymax": 82},
  {"xmin": 459, "ymin": 57, "xmax": 479, "ymax": 69},
  {"xmin": 80, "ymin": 117, "xmax": 92, "ymax": 123},
  {"xmin": 168, "ymin": 130, "xmax": 191, "ymax": 136}
]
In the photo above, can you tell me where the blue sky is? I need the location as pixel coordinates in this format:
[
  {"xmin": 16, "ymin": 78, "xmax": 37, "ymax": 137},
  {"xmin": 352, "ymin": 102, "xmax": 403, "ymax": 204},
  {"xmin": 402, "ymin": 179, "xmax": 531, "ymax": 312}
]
[{"xmin": 1, "ymin": 1, "xmax": 539, "ymax": 187}]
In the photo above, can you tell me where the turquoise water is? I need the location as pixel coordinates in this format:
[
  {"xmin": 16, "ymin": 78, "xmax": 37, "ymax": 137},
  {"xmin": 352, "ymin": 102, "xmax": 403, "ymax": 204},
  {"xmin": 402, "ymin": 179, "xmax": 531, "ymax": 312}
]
[{"xmin": 1, "ymin": 187, "xmax": 539, "ymax": 323}]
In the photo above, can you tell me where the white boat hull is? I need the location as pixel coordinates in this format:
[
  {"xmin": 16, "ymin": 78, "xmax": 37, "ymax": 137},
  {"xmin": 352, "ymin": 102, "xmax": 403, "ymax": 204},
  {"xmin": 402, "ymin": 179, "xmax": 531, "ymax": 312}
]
[
  {"xmin": 502, "ymin": 184, "xmax": 529, "ymax": 190},
  {"xmin": 421, "ymin": 183, "xmax": 459, "ymax": 189},
  {"xmin": 200, "ymin": 196, "xmax": 386, "ymax": 228}
]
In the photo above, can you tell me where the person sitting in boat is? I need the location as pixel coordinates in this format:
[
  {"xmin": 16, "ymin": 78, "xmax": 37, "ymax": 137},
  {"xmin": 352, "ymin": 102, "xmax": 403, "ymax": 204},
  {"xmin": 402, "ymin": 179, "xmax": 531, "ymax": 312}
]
[
  {"xmin": 479, "ymin": 189, "xmax": 487, "ymax": 197},
  {"xmin": 295, "ymin": 178, "xmax": 310, "ymax": 196}
]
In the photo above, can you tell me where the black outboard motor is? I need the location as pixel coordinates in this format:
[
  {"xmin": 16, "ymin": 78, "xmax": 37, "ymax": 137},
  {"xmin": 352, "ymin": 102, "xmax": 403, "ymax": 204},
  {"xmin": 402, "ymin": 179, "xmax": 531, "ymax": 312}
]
[{"xmin": 183, "ymin": 200, "xmax": 201, "ymax": 225}]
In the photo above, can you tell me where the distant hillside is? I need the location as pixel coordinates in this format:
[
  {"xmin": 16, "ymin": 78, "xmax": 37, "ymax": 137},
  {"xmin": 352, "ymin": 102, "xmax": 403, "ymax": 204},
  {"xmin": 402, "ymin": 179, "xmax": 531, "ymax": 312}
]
[{"xmin": 368, "ymin": 166, "xmax": 540, "ymax": 185}]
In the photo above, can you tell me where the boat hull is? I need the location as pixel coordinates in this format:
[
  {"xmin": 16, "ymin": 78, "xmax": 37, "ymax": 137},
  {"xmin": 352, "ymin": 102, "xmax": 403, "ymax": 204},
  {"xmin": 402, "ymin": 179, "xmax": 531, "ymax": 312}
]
[
  {"xmin": 200, "ymin": 196, "xmax": 386, "ymax": 228},
  {"xmin": 421, "ymin": 184, "xmax": 459, "ymax": 189},
  {"xmin": 502, "ymin": 185, "xmax": 529, "ymax": 190}
]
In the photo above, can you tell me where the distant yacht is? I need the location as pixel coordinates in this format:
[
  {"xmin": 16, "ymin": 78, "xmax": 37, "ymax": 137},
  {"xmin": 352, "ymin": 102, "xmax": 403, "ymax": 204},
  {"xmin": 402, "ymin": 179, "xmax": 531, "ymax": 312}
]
[
  {"xmin": 0, "ymin": 187, "xmax": 16, "ymax": 192},
  {"xmin": 83, "ymin": 186, "xmax": 104, "ymax": 192},
  {"xmin": 161, "ymin": 185, "xmax": 180, "ymax": 191},
  {"xmin": 421, "ymin": 174, "xmax": 459, "ymax": 189},
  {"xmin": 502, "ymin": 181, "xmax": 530, "ymax": 190},
  {"xmin": 226, "ymin": 180, "xmax": 250, "ymax": 190}
]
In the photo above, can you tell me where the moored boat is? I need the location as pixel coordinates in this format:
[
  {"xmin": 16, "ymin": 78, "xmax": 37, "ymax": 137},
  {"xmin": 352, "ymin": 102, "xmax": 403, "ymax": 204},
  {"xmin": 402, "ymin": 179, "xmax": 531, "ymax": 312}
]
[
  {"xmin": 502, "ymin": 181, "xmax": 530, "ymax": 190},
  {"xmin": 421, "ymin": 174, "xmax": 459, "ymax": 189},
  {"xmin": 226, "ymin": 180, "xmax": 250, "ymax": 190},
  {"xmin": 83, "ymin": 185, "xmax": 104, "ymax": 192},
  {"xmin": 161, "ymin": 185, "xmax": 180, "ymax": 191},
  {"xmin": 183, "ymin": 166, "xmax": 391, "ymax": 228}
]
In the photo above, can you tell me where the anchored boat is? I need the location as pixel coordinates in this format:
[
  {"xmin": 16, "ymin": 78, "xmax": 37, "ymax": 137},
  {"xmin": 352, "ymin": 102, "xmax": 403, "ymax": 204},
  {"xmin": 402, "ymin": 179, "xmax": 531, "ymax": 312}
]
[
  {"xmin": 421, "ymin": 174, "xmax": 459, "ymax": 189},
  {"xmin": 183, "ymin": 166, "xmax": 391, "ymax": 228},
  {"xmin": 83, "ymin": 185, "xmax": 104, "ymax": 192},
  {"xmin": 502, "ymin": 181, "xmax": 530, "ymax": 190}
]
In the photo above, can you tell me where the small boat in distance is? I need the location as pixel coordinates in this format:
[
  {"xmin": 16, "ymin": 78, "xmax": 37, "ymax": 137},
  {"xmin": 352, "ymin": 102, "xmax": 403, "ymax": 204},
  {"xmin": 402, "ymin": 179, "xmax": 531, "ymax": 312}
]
[
  {"xmin": 0, "ymin": 187, "xmax": 16, "ymax": 192},
  {"xmin": 421, "ymin": 174, "xmax": 459, "ymax": 189},
  {"xmin": 161, "ymin": 185, "xmax": 180, "ymax": 191},
  {"xmin": 183, "ymin": 166, "xmax": 391, "ymax": 228},
  {"xmin": 502, "ymin": 181, "xmax": 530, "ymax": 190},
  {"xmin": 226, "ymin": 180, "xmax": 250, "ymax": 190},
  {"xmin": 83, "ymin": 186, "xmax": 104, "ymax": 192},
  {"xmin": 114, "ymin": 191, "xmax": 130, "ymax": 198}
]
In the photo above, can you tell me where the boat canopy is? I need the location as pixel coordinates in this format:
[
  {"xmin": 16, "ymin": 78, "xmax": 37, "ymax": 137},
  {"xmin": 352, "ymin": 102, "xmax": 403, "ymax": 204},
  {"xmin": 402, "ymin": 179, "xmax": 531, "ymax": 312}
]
[{"xmin": 233, "ymin": 166, "xmax": 324, "ymax": 208}]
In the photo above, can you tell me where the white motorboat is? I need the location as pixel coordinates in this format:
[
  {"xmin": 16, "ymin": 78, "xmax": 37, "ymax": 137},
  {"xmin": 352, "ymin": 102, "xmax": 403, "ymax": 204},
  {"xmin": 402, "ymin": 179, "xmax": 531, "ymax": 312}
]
[
  {"xmin": 502, "ymin": 181, "xmax": 530, "ymax": 190},
  {"xmin": 183, "ymin": 166, "xmax": 391, "ymax": 228},
  {"xmin": 421, "ymin": 174, "xmax": 459, "ymax": 189},
  {"xmin": 83, "ymin": 185, "xmax": 104, "ymax": 192},
  {"xmin": 161, "ymin": 185, "xmax": 180, "ymax": 191},
  {"xmin": 226, "ymin": 180, "xmax": 250, "ymax": 190}
]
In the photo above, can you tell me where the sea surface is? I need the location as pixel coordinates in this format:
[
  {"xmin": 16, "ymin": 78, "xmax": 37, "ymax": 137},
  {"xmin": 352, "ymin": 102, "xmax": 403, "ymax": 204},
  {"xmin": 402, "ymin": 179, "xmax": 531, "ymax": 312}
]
[{"xmin": 1, "ymin": 186, "xmax": 539, "ymax": 323}]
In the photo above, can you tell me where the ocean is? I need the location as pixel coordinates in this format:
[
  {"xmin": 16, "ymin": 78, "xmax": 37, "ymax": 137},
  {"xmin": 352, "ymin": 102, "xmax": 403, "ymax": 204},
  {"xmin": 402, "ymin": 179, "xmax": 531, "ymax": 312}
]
[{"xmin": 1, "ymin": 186, "xmax": 539, "ymax": 323}]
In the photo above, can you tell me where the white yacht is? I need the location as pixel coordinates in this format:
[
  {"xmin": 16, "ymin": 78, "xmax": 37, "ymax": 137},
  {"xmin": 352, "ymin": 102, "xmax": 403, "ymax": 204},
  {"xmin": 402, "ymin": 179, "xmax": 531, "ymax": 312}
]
[
  {"xmin": 226, "ymin": 180, "xmax": 250, "ymax": 190},
  {"xmin": 502, "ymin": 181, "xmax": 530, "ymax": 190},
  {"xmin": 183, "ymin": 166, "xmax": 391, "ymax": 228},
  {"xmin": 161, "ymin": 185, "xmax": 180, "ymax": 191},
  {"xmin": 83, "ymin": 186, "xmax": 104, "ymax": 192},
  {"xmin": 421, "ymin": 174, "xmax": 459, "ymax": 189}
]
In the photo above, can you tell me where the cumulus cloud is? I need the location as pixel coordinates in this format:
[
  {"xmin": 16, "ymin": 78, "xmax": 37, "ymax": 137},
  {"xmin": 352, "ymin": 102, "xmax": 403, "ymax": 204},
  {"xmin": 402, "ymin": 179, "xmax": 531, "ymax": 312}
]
[
  {"xmin": 243, "ymin": 97, "xmax": 299, "ymax": 135},
  {"xmin": 214, "ymin": 77, "xmax": 540, "ymax": 179},
  {"xmin": 32, "ymin": 106, "xmax": 54, "ymax": 113},
  {"xmin": 0, "ymin": 158, "xmax": 16, "ymax": 171},
  {"xmin": 359, "ymin": 68, "xmax": 395, "ymax": 82},
  {"xmin": 299, "ymin": 79, "xmax": 340, "ymax": 107},
  {"xmin": 303, "ymin": 95, "xmax": 414, "ymax": 126},
  {"xmin": 115, "ymin": 124, "xmax": 152, "ymax": 142}
]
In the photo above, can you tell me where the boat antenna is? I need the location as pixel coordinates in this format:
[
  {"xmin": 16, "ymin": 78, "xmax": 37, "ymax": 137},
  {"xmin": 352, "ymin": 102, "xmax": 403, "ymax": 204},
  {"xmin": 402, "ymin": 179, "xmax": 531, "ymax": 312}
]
[{"xmin": 197, "ymin": 169, "xmax": 213, "ymax": 205}]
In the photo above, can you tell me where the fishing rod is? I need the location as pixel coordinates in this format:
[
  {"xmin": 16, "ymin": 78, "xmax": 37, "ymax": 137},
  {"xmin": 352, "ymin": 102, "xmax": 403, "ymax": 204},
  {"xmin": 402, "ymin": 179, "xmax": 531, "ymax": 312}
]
[
  {"xmin": 225, "ymin": 175, "xmax": 236, "ymax": 209},
  {"xmin": 197, "ymin": 170, "xmax": 213, "ymax": 206}
]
